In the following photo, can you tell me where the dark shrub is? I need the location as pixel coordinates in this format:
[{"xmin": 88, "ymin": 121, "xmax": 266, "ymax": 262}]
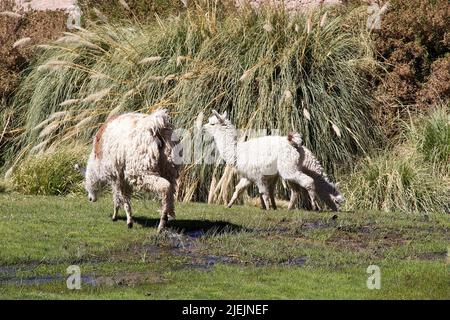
[{"xmin": 373, "ymin": 0, "xmax": 449, "ymax": 108}]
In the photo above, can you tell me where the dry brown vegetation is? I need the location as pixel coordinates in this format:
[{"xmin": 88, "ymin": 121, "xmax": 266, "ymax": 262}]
[
  {"xmin": 0, "ymin": 1, "xmax": 67, "ymax": 99},
  {"xmin": 79, "ymin": 0, "xmax": 187, "ymax": 22},
  {"xmin": 372, "ymin": 0, "xmax": 450, "ymax": 134}
]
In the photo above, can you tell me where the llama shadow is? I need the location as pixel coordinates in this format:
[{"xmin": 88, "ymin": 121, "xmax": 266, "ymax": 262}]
[{"xmin": 116, "ymin": 216, "xmax": 247, "ymax": 235}]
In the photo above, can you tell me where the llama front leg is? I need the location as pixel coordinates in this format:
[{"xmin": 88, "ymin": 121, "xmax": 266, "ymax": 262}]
[
  {"xmin": 286, "ymin": 181, "xmax": 302, "ymax": 210},
  {"xmin": 111, "ymin": 183, "xmax": 121, "ymax": 221},
  {"xmin": 227, "ymin": 177, "xmax": 251, "ymax": 208},
  {"xmin": 142, "ymin": 175, "xmax": 175, "ymax": 233},
  {"xmin": 283, "ymin": 172, "xmax": 317, "ymax": 211}
]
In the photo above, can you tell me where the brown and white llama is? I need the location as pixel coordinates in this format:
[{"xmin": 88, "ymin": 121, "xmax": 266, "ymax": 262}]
[{"xmin": 75, "ymin": 109, "xmax": 179, "ymax": 232}]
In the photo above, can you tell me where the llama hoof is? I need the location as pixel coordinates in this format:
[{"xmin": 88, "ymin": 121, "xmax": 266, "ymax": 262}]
[
  {"xmin": 157, "ymin": 225, "xmax": 167, "ymax": 234},
  {"xmin": 112, "ymin": 216, "xmax": 118, "ymax": 222},
  {"xmin": 157, "ymin": 218, "xmax": 168, "ymax": 233},
  {"xmin": 127, "ymin": 221, "xmax": 133, "ymax": 229}
]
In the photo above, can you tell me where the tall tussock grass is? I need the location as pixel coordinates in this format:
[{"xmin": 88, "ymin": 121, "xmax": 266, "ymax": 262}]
[
  {"xmin": 6, "ymin": 2, "xmax": 380, "ymax": 201},
  {"xmin": 341, "ymin": 106, "xmax": 449, "ymax": 213},
  {"xmin": 411, "ymin": 107, "xmax": 450, "ymax": 173},
  {"xmin": 11, "ymin": 146, "xmax": 87, "ymax": 195}
]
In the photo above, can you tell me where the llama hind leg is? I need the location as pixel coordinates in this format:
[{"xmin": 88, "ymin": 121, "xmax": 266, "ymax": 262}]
[
  {"xmin": 118, "ymin": 184, "xmax": 134, "ymax": 229},
  {"xmin": 288, "ymin": 190, "xmax": 299, "ymax": 210},
  {"xmin": 260, "ymin": 193, "xmax": 270, "ymax": 210},
  {"xmin": 268, "ymin": 176, "xmax": 278, "ymax": 210},
  {"xmin": 228, "ymin": 178, "xmax": 251, "ymax": 208},
  {"xmin": 123, "ymin": 198, "xmax": 133, "ymax": 228},
  {"xmin": 256, "ymin": 181, "xmax": 271, "ymax": 211},
  {"xmin": 259, "ymin": 194, "xmax": 267, "ymax": 210},
  {"xmin": 284, "ymin": 172, "xmax": 317, "ymax": 211},
  {"xmin": 112, "ymin": 198, "xmax": 120, "ymax": 221},
  {"xmin": 142, "ymin": 175, "xmax": 175, "ymax": 233}
]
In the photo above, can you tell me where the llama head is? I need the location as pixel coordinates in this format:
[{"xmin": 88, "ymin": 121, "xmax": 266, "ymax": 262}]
[
  {"xmin": 203, "ymin": 110, "xmax": 238, "ymax": 165},
  {"xmin": 74, "ymin": 162, "xmax": 102, "ymax": 202},
  {"xmin": 203, "ymin": 110, "xmax": 233, "ymax": 137}
]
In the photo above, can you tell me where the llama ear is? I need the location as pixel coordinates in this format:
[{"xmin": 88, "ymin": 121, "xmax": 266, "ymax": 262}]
[
  {"xmin": 222, "ymin": 111, "xmax": 227, "ymax": 119},
  {"xmin": 195, "ymin": 112, "xmax": 204, "ymax": 130},
  {"xmin": 212, "ymin": 109, "xmax": 224, "ymax": 123},
  {"xmin": 74, "ymin": 163, "xmax": 86, "ymax": 177}
]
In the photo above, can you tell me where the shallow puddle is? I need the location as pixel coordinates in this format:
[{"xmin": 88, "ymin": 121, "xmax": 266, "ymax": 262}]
[
  {"xmin": 285, "ymin": 257, "xmax": 307, "ymax": 266},
  {"xmin": 0, "ymin": 273, "xmax": 96, "ymax": 286}
]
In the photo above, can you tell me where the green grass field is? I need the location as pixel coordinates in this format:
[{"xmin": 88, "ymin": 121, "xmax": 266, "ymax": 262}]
[{"xmin": 0, "ymin": 193, "xmax": 448, "ymax": 299}]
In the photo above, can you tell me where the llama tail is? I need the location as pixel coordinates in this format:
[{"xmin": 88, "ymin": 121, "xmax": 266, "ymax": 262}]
[
  {"xmin": 287, "ymin": 132, "xmax": 303, "ymax": 149},
  {"xmin": 147, "ymin": 108, "xmax": 180, "ymax": 177}
]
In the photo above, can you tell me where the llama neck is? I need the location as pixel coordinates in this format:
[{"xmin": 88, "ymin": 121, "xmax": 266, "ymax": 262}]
[{"xmin": 213, "ymin": 127, "xmax": 237, "ymax": 166}]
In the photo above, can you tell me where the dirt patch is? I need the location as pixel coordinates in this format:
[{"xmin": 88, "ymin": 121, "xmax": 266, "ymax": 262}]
[
  {"xmin": 255, "ymin": 217, "xmax": 339, "ymax": 234},
  {"xmin": 300, "ymin": 220, "xmax": 336, "ymax": 230},
  {"xmin": 326, "ymin": 233, "xmax": 370, "ymax": 251},
  {"xmin": 381, "ymin": 232, "xmax": 407, "ymax": 245},
  {"xmin": 326, "ymin": 226, "xmax": 407, "ymax": 252},
  {"xmin": 156, "ymin": 230, "xmax": 243, "ymax": 270},
  {"xmin": 14, "ymin": 0, "xmax": 77, "ymax": 11},
  {"xmin": 174, "ymin": 255, "xmax": 239, "ymax": 271},
  {"xmin": 417, "ymin": 251, "xmax": 447, "ymax": 261}
]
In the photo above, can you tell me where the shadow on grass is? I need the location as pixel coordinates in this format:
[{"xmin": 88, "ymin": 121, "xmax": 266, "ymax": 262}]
[{"xmin": 117, "ymin": 216, "xmax": 248, "ymax": 235}]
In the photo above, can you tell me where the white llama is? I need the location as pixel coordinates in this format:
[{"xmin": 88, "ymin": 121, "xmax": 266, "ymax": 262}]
[
  {"xmin": 75, "ymin": 109, "xmax": 179, "ymax": 232},
  {"xmin": 204, "ymin": 110, "xmax": 344, "ymax": 211}
]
